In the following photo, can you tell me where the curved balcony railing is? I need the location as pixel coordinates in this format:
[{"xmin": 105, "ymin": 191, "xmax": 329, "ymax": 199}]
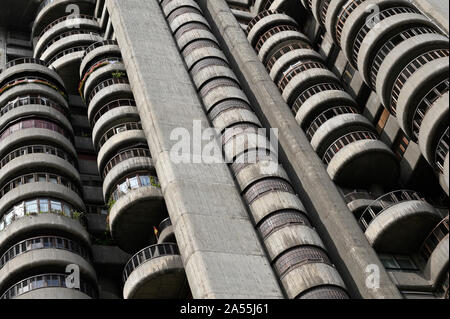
[
  {"xmin": 0, "ymin": 118, "xmax": 71, "ymax": 142},
  {"xmin": 0, "ymin": 94, "xmax": 67, "ymax": 118},
  {"xmin": 292, "ymin": 83, "xmax": 342, "ymax": 114},
  {"xmin": 39, "ymin": 30, "xmax": 101, "ymax": 56},
  {"xmin": 37, "ymin": 14, "xmax": 95, "ymax": 41},
  {"xmin": 46, "ymin": 45, "xmax": 89, "ymax": 66},
  {"xmin": 0, "ymin": 144, "xmax": 76, "ymax": 171},
  {"xmin": 0, "ymin": 172, "xmax": 81, "ymax": 200},
  {"xmin": 108, "ymin": 173, "xmax": 161, "ymax": 205},
  {"xmin": 246, "ymin": 10, "xmax": 278, "ymax": 35},
  {"xmin": 87, "ymin": 77, "xmax": 129, "ymax": 104},
  {"xmin": 258, "ymin": 210, "xmax": 311, "ymax": 239},
  {"xmin": 255, "ymin": 24, "xmax": 298, "ymax": 53},
  {"xmin": 319, "ymin": 0, "xmax": 332, "ymax": 25},
  {"xmin": 91, "ymin": 98, "xmax": 136, "ymax": 126},
  {"xmin": 0, "ymin": 236, "xmax": 90, "ymax": 269},
  {"xmin": 390, "ymin": 49, "xmax": 449, "ymax": 114},
  {"xmin": 98, "ymin": 121, "xmax": 142, "ymax": 149},
  {"xmin": 343, "ymin": 190, "xmax": 373, "ymax": 204},
  {"xmin": 322, "ymin": 130, "xmax": 379, "ymax": 165},
  {"xmin": 0, "ymin": 76, "xmax": 67, "ymax": 99},
  {"xmin": 435, "ymin": 127, "xmax": 449, "ymax": 174},
  {"xmin": 306, "ymin": 106, "xmax": 358, "ymax": 140},
  {"xmin": 420, "ymin": 216, "xmax": 449, "ymax": 261},
  {"xmin": 243, "ymin": 178, "xmax": 295, "ymax": 205},
  {"xmin": 352, "ymin": 6, "xmax": 418, "ymax": 66},
  {"xmin": 103, "ymin": 147, "xmax": 151, "ymax": 178},
  {"xmin": 83, "ymin": 39, "xmax": 118, "ymax": 58},
  {"xmin": 277, "ymin": 61, "xmax": 327, "ymax": 91},
  {"xmin": 412, "ymin": 79, "xmax": 449, "ymax": 141},
  {"xmin": 0, "ymin": 58, "xmax": 47, "ymax": 75},
  {"xmin": 79, "ymin": 58, "xmax": 123, "ymax": 97},
  {"xmin": 158, "ymin": 217, "xmax": 172, "ymax": 234},
  {"xmin": 274, "ymin": 245, "xmax": 332, "ymax": 278},
  {"xmin": 335, "ymin": 0, "xmax": 364, "ymax": 45},
  {"xmin": 266, "ymin": 41, "xmax": 312, "ymax": 72},
  {"xmin": 122, "ymin": 243, "xmax": 180, "ymax": 282},
  {"xmin": 35, "ymin": 0, "xmax": 56, "ymax": 18},
  {"xmin": 359, "ymin": 190, "xmax": 425, "ymax": 230},
  {"xmin": 0, "ymin": 197, "xmax": 85, "ymax": 232},
  {"xmin": 370, "ymin": 27, "xmax": 438, "ymax": 88},
  {"xmin": 0, "ymin": 273, "xmax": 97, "ymax": 299}
]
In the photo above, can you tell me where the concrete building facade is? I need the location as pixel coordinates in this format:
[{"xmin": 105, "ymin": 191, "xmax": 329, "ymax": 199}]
[{"xmin": 0, "ymin": 0, "xmax": 448, "ymax": 299}]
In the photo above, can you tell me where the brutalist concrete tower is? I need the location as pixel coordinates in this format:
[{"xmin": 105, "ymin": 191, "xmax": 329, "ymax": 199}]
[{"xmin": 0, "ymin": 0, "xmax": 448, "ymax": 299}]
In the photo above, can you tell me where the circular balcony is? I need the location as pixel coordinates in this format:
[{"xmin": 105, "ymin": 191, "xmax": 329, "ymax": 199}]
[
  {"xmin": 274, "ymin": 245, "xmax": 347, "ymax": 299},
  {"xmin": 96, "ymin": 122, "xmax": 147, "ymax": 173},
  {"xmin": 122, "ymin": 243, "xmax": 187, "ymax": 299},
  {"xmin": 0, "ymin": 76, "xmax": 67, "ymax": 112},
  {"xmin": 269, "ymin": 48, "xmax": 320, "ymax": 82},
  {"xmin": 0, "ymin": 118, "xmax": 74, "ymax": 160},
  {"xmin": 210, "ymin": 102, "xmax": 262, "ymax": 133},
  {"xmin": 324, "ymin": 0, "xmax": 350, "ymax": 43},
  {"xmin": 157, "ymin": 218, "xmax": 175, "ymax": 244},
  {"xmin": 0, "ymin": 236, "xmax": 95, "ymax": 294},
  {"xmin": 161, "ymin": 0, "xmax": 203, "ymax": 21},
  {"xmin": 0, "ymin": 172, "xmax": 84, "ymax": 217},
  {"xmin": 418, "ymin": 95, "xmax": 449, "ymax": 169},
  {"xmin": 0, "ymin": 58, "xmax": 65, "ymax": 90},
  {"xmin": 87, "ymin": 77, "xmax": 132, "ymax": 117},
  {"xmin": 234, "ymin": 160, "xmax": 288, "ymax": 191},
  {"xmin": 375, "ymin": 35, "xmax": 448, "ymax": 112},
  {"xmin": 246, "ymin": 179, "xmax": 307, "ymax": 224},
  {"xmin": 108, "ymin": 173, "xmax": 166, "ymax": 253},
  {"xmin": 89, "ymin": 98, "xmax": 137, "ymax": 127},
  {"xmin": 34, "ymin": 14, "xmax": 99, "ymax": 58},
  {"xmin": 295, "ymin": 90, "xmax": 356, "ymax": 129},
  {"xmin": 256, "ymin": 25, "xmax": 310, "ymax": 66},
  {"xmin": 0, "ymin": 94, "xmax": 69, "ymax": 130},
  {"xmin": 80, "ymin": 40, "xmax": 122, "ymax": 78},
  {"xmin": 343, "ymin": 190, "xmax": 374, "ymax": 218},
  {"xmin": 32, "ymin": 0, "xmax": 96, "ymax": 39},
  {"xmin": 359, "ymin": 190, "xmax": 442, "ymax": 253},
  {"xmin": 1, "ymin": 273, "xmax": 97, "ymax": 299},
  {"xmin": 246, "ymin": 11, "xmax": 298, "ymax": 47},
  {"xmin": 0, "ymin": 198, "xmax": 87, "ymax": 242},
  {"xmin": 81, "ymin": 60, "xmax": 125, "ymax": 100},
  {"xmin": 309, "ymin": 112, "xmax": 373, "ymax": 156},
  {"xmin": 340, "ymin": 2, "xmax": 420, "ymax": 67},
  {"xmin": 420, "ymin": 216, "xmax": 449, "ymax": 262},
  {"xmin": 324, "ymin": 130, "xmax": 399, "ymax": 188}
]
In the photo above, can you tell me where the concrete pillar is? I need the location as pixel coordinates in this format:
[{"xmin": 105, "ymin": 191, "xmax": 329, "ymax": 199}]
[
  {"xmin": 0, "ymin": 27, "xmax": 6, "ymax": 66},
  {"xmin": 105, "ymin": 0, "xmax": 283, "ymax": 299},
  {"xmin": 196, "ymin": 0, "xmax": 402, "ymax": 299}
]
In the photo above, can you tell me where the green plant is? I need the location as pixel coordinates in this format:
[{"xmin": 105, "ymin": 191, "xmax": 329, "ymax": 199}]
[
  {"xmin": 107, "ymin": 197, "xmax": 116, "ymax": 211},
  {"xmin": 111, "ymin": 70, "xmax": 125, "ymax": 78}
]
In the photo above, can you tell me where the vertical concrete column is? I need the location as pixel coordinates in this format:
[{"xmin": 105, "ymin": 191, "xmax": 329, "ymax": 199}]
[
  {"xmin": 196, "ymin": 0, "xmax": 402, "ymax": 299},
  {"xmin": 105, "ymin": 0, "xmax": 283, "ymax": 299},
  {"xmin": 0, "ymin": 28, "xmax": 6, "ymax": 66}
]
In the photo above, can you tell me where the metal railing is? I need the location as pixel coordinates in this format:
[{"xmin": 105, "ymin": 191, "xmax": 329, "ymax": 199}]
[
  {"xmin": 123, "ymin": 243, "xmax": 179, "ymax": 282},
  {"xmin": 91, "ymin": 98, "xmax": 136, "ymax": 126},
  {"xmin": 0, "ymin": 58, "xmax": 46, "ymax": 74},
  {"xmin": 306, "ymin": 106, "xmax": 358, "ymax": 140},
  {"xmin": 0, "ymin": 94, "xmax": 67, "ymax": 118},
  {"xmin": 109, "ymin": 173, "xmax": 160, "ymax": 204},
  {"xmin": 46, "ymin": 45, "xmax": 89, "ymax": 66},
  {"xmin": 37, "ymin": 14, "xmax": 94, "ymax": 41},
  {"xmin": 103, "ymin": 147, "xmax": 151, "ymax": 178},
  {"xmin": 98, "ymin": 121, "xmax": 142, "ymax": 149},
  {"xmin": 420, "ymin": 216, "xmax": 449, "ymax": 261},
  {"xmin": 0, "ymin": 236, "xmax": 90, "ymax": 269},
  {"xmin": 359, "ymin": 190, "xmax": 424, "ymax": 230},
  {"xmin": 87, "ymin": 77, "xmax": 129, "ymax": 104},
  {"xmin": 1, "ymin": 273, "xmax": 97, "ymax": 299},
  {"xmin": 84, "ymin": 39, "xmax": 118, "ymax": 57},
  {"xmin": 159, "ymin": 217, "xmax": 172, "ymax": 233},
  {"xmin": 435, "ymin": 127, "xmax": 449, "ymax": 174}
]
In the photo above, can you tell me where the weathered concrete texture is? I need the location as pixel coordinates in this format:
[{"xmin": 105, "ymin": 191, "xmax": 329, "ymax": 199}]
[
  {"xmin": 106, "ymin": 0, "xmax": 282, "ymax": 299},
  {"xmin": 413, "ymin": 0, "xmax": 449, "ymax": 35},
  {"xmin": 197, "ymin": 0, "xmax": 402, "ymax": 299},
  {"xmin": 15, "ymin": 287, "xmax": 92, "ymax": 299}
]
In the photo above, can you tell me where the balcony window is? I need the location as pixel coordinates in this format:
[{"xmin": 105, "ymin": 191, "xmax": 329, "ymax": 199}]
[
  {"xmin": 129, "ymin": 177, "xmax": 139, "ymax": 189},
  {"xmin": 380, "ymin": 254, "xmax": 418, "ymax": 271},
  {"xmin": 51, "ymin": 201, "xmax": 62, "ymax": 213},
  {"xmin": 25, "ymin": 200, "xmax": 38, "ymax": 214},
  {"xmin": 39, "ymin": 199, "xmax": 49, "ymax": 213}
]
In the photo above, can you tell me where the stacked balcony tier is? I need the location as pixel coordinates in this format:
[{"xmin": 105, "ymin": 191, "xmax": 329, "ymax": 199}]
[
  {"xmin": 0, "ymin": 60, "xmax": 97, "ymax": 299},
  {"xmin": 32, "ymin": 0, "xmax": 102, "ymax": 93},
  {"xmin": 160, "ymin": 0, "xmax": 349, "ymax": 299},
  {"xmin": 246, "ymin": 10, "xmax": 399, "ymax": 188},
  {"xmin": 317, "ymin": 0, "xmax": 449, "ymax": 189}
]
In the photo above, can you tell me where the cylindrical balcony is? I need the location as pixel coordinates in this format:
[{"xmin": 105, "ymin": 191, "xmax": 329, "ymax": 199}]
[
  {"xmin": 107, "ymin": 172, "xmax": 166, "ymax": 253},
  {"xmin": 359, "ymin": 190, "xmax": 442, "ymax": 253},
  {"xmin": 122, "ymin": 243, "xmax": 187, "ymax": 299},
  {"xmin": 1, "ymin": 273, "xmax": 97, "ymax": 299}
]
